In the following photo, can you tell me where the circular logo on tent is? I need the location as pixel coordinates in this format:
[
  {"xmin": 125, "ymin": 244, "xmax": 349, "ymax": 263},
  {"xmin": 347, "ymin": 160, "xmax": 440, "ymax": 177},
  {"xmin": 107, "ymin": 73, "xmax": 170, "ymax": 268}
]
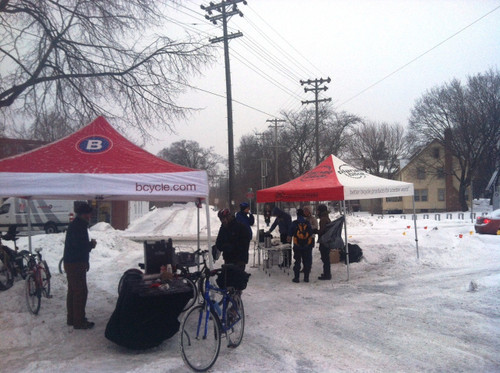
[
  {"xmin": 338, "ymin": 164, "xmax": 366, "ymax": 179},
  {"xmin": 76, "ymin": 136, "xmax": 113, "ymax": 154}
]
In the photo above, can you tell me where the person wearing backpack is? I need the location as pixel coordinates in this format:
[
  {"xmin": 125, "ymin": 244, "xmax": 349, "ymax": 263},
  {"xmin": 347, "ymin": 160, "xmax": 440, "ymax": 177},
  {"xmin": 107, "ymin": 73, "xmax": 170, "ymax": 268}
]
[
  {"xmin": 317, "ymin": 204, "xmax": 332, "ymax": 280},
  {"xmin": 288, "ymin": 209, "xmax": 314, "ymax": 283}
]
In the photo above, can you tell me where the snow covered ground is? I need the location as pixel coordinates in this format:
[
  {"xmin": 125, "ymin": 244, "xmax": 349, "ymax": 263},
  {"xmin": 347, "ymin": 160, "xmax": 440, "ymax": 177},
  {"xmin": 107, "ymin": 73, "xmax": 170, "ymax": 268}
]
[{"xmin": 1, "ymin": 204, "xmax": 499, "ymax": 372}]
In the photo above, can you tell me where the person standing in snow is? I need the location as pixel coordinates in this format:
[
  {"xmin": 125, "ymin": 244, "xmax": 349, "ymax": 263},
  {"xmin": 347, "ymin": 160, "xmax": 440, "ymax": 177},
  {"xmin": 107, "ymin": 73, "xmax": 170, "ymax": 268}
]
[
  {"xmin": 289, "ymin": 209, "xmax": 314, "ymax": 283},
  {"xmin": 215, "ymin": 209, "xmax": 251, "ymax": 270},
  {"xmin": 64, "ymin": 202, "xmax": 97, "ymax": 330},
  {"xmin": 235, "ymin": 202, "xmax": 255, "ymax": 241},
  {"xmin": 263, "ymin": 204, "xmax": 272, "ymax": 227},
  {"xmin": 317, "ymin": 204, "xmax": 332, "ymax": 280},
  {"xmin": 267, "ymin": 206, "xmax": 292, "ymax": 267},
  {"xmin": 303, "ymin": 205, "xmax": 318, "ymax": 245}
]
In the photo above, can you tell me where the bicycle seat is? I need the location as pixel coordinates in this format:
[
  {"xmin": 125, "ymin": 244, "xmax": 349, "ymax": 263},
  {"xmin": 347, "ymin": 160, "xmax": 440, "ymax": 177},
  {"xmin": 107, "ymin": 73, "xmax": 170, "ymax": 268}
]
[{"xmin": 35, "ymin": 248, "xmax": 43, "ymax": 253}]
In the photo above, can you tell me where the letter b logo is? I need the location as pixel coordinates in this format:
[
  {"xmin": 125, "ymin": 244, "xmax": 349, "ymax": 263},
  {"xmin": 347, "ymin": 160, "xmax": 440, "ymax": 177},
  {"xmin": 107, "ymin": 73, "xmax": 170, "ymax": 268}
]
[
  {"xmin": 86, "ymin": 139, "xmax": 103, "ymax": 150},
  {"xmin": 77, "ymin": 136, "xmax": 112, "ymax": 154}
]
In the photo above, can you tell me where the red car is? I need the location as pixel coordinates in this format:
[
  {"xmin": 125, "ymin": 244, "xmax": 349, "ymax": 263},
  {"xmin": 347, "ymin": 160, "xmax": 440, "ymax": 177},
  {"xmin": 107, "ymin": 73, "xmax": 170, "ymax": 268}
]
[{"xmin": 475, "ymin": 209, "xmax": 500, "ymax": 234}]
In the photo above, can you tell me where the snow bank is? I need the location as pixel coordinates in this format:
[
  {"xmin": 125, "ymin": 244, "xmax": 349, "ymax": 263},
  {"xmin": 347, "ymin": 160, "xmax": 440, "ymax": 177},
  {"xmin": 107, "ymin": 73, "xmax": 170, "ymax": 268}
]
[{"xmin": 1, "ymin": 211, "xmax": 499, "ymax": 373}]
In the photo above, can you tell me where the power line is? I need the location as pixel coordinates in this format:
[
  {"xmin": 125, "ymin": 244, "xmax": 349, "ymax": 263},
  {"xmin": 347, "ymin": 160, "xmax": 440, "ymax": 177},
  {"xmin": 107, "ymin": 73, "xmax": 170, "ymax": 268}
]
[
  {"xmin": 174, "ymin": 80, "xmax": 277, "ymax": 117},
  {"xmin": 338, "ymin": 3, "xmax": 500, "ymax": 108},
  {"xmin": 246, "ymin": 4, "xmax": 325, "ymax": 77},
  {"xmin": 230, "ymin": 49, "xmax": 303, "ymax": 100}
]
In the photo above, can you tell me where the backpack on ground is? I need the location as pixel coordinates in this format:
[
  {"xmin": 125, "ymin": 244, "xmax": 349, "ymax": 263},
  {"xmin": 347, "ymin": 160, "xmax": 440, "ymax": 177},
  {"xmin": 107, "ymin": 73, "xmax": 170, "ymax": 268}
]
[
  {"xmin": 293, "ymin": 221, "xmax": 313, "ymax": 247},
  {"xmin": 340, "ymin": 243, "xmax": 363, "ymax": 264}
]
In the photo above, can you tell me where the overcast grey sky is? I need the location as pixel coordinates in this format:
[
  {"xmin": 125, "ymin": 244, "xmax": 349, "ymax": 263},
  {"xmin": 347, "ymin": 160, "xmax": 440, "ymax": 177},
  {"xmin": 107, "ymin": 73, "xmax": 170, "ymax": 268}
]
[{"xmin": 146, "ymin": 0, "xmax": 500, "ymax": 158}]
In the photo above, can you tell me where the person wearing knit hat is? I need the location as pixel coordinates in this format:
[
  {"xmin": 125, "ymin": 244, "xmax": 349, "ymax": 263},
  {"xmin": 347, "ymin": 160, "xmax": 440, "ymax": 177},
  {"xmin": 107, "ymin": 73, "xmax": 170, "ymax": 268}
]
[
  {"xmin": 64, "ymin": 202, "xmax": 97, "ymax": 329},
  {"xmin": 236, "ymin": 202, "xmax": 255, "ymax": 241},
  {"xmin": 317, "ymin": 204, "xmax": 332, "ymax": 280}
]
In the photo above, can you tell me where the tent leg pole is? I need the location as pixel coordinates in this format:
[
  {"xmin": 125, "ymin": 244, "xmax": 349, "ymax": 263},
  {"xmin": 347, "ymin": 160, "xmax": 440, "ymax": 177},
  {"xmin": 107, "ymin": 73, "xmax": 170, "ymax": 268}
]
[
  {"xmin": 413, "ymin": 196, "xmax": 419, "ymax": 259},
  {"xmin": 343, "ymin": 200, "xmax": 349, "ymax": 281},
  {"xmin": 253, "ymin": 202, "xmax": 259, "ymax": 268},
  {"xmin": 27, "ymin": 198, "xmax": 33, "ymax": 254},
  {"xmin": 205, "ymin": 200, "xmax": 213, "ymax": 269},
  {"xmin": 197, "ymin": 201, "xmax": 200, "ymax": 253}
]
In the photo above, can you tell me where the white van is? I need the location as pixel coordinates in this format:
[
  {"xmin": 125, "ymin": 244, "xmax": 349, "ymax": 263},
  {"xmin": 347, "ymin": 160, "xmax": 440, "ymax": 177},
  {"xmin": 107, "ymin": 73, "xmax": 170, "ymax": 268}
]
[{"xmin": 0, "ymin": 198, "xmax": 77, "ymax": 234}]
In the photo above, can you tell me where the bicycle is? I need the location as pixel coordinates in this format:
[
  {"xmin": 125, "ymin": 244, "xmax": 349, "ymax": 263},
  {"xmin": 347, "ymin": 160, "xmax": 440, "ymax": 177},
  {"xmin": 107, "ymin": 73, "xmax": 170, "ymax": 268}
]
[
  {"xmin": 25, "ymin": 248, "xmax": 52, "ymax": 315},
  {"xmin": 0, "ymin": 228, "xmax": 30, "ymax": 290},
  {"xmin": 179, "ymin": 264, "xmax": 246, "ymax": 372}
]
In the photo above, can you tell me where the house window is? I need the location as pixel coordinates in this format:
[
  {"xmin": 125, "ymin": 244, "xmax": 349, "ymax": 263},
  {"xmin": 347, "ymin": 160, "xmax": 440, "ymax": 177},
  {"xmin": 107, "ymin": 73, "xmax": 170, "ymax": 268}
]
[
  {"xmin": 433, "ymin": 148, "xmax": 440, "ymax": 159},
  {"xmin": 415, "ymin": 189, "xmax": 428, "ymax": 202},
  {"xmin": 386, "ymin": 197, "xmax": 402, "ymax": 202},
  {"xmin": 437, "ymin": 167, "xmax": 445, "ymax": 179},
  {"xmin": 417, "ymin": 167, "xmax": 426, "ymax": 180},
  {"xmin": 438, "ymin": 188, "xmax": 445, "ymax": 201}
]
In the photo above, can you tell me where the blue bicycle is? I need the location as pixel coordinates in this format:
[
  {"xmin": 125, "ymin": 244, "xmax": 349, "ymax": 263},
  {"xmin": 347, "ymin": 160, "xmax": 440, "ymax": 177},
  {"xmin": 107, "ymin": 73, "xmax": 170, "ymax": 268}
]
[{"xmin": 180, "ymin": 264, "xmax": 245, "ymax": 372}]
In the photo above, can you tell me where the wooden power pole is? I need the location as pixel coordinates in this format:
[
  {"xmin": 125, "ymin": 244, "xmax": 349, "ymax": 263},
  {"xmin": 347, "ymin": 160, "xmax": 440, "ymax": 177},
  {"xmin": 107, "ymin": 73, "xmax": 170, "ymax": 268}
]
[
  {"xmin": 300, "ymin": 77, "xmax": 331, "ymax": 165},
  {"xmin": 267, "ymin": 118, "xmax": 285, "ymax": 185},
  {"xmin": 201, "ymin": 0, "xmax": 247, "ymax": 208}
]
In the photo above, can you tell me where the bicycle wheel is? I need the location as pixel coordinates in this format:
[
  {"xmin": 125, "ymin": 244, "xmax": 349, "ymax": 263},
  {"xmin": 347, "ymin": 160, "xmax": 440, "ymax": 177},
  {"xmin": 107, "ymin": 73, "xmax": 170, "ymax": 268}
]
[
  {"xmin": 17, "ymin": 251, "xmax": 30, "ymax": 279},
  {"xmin": 117, "ymin": 268, "xmax": 143, "ymax": 295},
  {"xmin": 0, "ymin": 252, "xmax": 14, "ymax": 290},
  {"xmin": 25, "ymin": 273, "xmax": 41, "ymax": 315},
  {"xmin": 58, "ymin": 257, "xmax": 64, "ymax": 274},
  {"xmin": 180, "ymin": 305, "xmax": 221, "ymax": 372},
  {"xmin": 181, "ymin": 277, "xmax": 198, "ymax": 311},
  {"xmin": 40, "ymin": 262, "xmax": 51, "ymax": 298},
  {"xmin": 225, "ymin": 292, "xmax": 245, "ymax": 348}
]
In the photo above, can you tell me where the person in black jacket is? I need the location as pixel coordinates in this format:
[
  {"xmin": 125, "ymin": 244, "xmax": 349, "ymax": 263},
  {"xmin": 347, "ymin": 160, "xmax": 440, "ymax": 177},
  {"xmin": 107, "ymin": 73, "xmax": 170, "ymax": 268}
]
[
  {"xmin": 267, "ymin": 207, "xmax": 292, "ymax": 267},
  {"xmin": 235, "ymin": 202, "xmax": 255, "ymax": 241},
  {"xmin": 64, "ymin": 202, "xmax": 97, "ymax": 330},
  {"xmin": 317, "ymin": 204, "xmax": 332, "ymax": 280},
  {"xmin": 215, "ymin": 209, "xmax": 251, "ymax": 270}
]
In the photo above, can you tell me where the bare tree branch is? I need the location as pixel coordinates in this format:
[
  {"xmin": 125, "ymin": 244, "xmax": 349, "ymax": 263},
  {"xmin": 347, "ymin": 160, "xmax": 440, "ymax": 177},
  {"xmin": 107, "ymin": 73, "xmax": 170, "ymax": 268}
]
[{"xmin": 0, "ymin": 0, "xmax": 215, "ymax": 139}]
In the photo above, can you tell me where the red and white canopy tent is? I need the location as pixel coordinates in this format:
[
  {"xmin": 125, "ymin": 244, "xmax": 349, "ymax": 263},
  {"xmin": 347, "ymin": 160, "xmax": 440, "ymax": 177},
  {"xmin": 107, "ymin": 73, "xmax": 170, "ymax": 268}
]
[
  {"xmin": 257, "ymin": 155, "xmax": 418, "ymax": 279},
  {"xmin": 0, "ymin": 116, "xmax": 212, "ymax": 263}
]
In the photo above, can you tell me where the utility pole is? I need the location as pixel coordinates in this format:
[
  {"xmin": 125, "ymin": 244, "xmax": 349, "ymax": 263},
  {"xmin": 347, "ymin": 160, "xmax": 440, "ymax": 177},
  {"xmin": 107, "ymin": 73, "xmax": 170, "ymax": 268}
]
[
  {"xmin": 201, "ymin": 0, "xmax": 247, "ymax": 208},
  {"xmin": 267, "ymin": 118, "xmax": 285, "ymax": 185},
  {"xmin": 300, "ymin": 77, "xmax": 331, "ymax": 165}
]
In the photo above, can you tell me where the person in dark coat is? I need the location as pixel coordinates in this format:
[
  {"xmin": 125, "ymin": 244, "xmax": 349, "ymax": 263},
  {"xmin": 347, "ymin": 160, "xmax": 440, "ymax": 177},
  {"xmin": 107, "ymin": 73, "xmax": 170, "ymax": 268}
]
[
  {"xmin": 263, "ymin": 204, "xmax": 272, "ymax": 227},
  {"xmin": 267, "ymin": 206, "xmax": 292, "ymax": 267},
  {"xmin": 289, "ymin": 209, "xmax": 314, "ymax": 283},
  {"xmin": 64, "ymin": 202, "xmax": 97, "ymax": 329},
  {"xmin": 235, "ymin": 202, "xmax": 255, "ymax": 241},
  {"xmin": 215, "ymin": 209, "xmax": 251, "ymax": 270},
  {"xmin": 317, "ymin": 204, "xmax": 332, "ymax": 280}
]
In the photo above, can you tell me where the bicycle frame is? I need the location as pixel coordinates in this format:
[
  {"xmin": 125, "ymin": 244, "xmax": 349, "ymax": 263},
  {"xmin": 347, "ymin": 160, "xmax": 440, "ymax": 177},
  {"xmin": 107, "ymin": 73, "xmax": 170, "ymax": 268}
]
[
  {"xmin": 27, "ymin": 251, "xmax": 49, "ymax": 296},
  {"xmin": 197, "ymin": 271, "xmax": 242, "ymax": 339}
]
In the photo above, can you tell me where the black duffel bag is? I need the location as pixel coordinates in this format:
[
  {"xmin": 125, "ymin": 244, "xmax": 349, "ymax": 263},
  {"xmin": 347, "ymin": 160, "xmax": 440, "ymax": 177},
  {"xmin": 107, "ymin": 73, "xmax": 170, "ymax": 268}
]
[{"xmin": 340, "ymin": 243, "xmax": 364, "ymax": 264}]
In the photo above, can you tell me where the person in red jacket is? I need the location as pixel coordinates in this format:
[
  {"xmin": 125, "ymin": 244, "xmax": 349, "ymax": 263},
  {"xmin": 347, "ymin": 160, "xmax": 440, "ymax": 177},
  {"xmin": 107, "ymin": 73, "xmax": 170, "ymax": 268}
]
[{"xmin": 64, "ymin": 202, "xmax": 97, "ymax": 329}]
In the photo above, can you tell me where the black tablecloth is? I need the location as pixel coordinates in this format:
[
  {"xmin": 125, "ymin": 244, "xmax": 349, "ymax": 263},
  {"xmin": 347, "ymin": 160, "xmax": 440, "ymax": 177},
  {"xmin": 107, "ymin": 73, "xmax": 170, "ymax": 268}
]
[{"xmin": 105, "ymin": 278, "xmax": 192, "ymax": 350}]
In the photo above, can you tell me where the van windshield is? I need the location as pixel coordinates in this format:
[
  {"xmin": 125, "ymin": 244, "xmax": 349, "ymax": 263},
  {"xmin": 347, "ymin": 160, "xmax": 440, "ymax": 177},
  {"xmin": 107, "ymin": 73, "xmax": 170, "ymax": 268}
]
[{"xmin": 0, "ymin": 203, "xmax": 10, "ymax": 215}]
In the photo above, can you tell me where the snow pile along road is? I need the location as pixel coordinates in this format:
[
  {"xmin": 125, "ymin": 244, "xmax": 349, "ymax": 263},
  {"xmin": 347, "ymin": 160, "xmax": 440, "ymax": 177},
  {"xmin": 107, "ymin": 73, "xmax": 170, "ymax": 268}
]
[{"xmin": 1, "ymin": 204, "xmax": 499, "ymax": 372}]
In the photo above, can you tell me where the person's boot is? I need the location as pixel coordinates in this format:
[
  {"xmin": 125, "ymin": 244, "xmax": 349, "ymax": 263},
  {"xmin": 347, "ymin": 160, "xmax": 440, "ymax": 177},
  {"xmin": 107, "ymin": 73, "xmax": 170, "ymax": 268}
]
[
  {"xmin": 303, "ymin": 272, "xmax": 309, "ymax": 283},
  {"xmin": 318, "ymin": 273, "xmax": 331, "ymax": 280},
  {"xmin": 292, "ymin": 270, "xmax": 300, "ymax": 283}
]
